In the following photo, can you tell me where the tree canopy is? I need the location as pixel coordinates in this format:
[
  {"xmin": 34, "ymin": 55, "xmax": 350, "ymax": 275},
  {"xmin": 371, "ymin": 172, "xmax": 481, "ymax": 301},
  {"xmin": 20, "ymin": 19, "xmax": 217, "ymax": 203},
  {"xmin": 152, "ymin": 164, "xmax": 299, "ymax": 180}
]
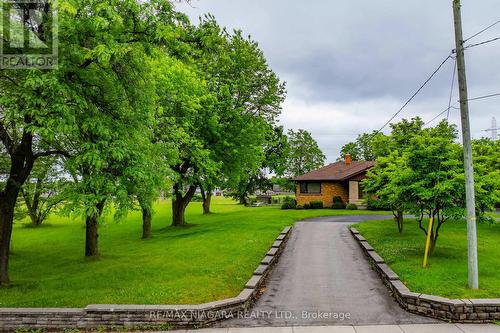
[
  {"xmin": 0, "ymin": 0, "xmax": 289, "ymax": 284},
  {"xmin": 340, "ymin": 131, "xmax": 380, "ymax": 161},
  {"xmin": 286, "ymin": 129, "xmax": 326, "ymax": 177},
  {"xmin": 363, "ymin": 118, "xmax": 499, "ymax": 253}
]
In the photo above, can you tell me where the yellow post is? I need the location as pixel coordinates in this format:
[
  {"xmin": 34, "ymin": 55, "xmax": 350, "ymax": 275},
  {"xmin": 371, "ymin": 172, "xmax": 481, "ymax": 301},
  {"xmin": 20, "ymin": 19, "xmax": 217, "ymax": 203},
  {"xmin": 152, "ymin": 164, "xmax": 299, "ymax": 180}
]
[{"xmin": 423, "ymin": 217, "xmax": 434, "ymax": 268}]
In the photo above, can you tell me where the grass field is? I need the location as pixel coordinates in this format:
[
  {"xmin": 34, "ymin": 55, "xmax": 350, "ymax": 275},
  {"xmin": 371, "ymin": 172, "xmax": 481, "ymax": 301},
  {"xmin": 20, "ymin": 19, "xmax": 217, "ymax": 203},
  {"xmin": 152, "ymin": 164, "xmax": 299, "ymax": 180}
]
[
  {"xmin": 1, "ymin": 197, "xmax": 386, "ymax": 308},
  {"xmin": 355, "ymin": 218, "xmax": 500, "ymax": 299}
]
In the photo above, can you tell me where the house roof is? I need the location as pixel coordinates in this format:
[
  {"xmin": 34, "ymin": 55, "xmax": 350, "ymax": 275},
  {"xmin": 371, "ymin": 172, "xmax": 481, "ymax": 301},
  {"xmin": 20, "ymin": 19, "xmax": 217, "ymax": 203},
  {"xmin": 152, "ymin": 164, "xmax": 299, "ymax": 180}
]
[{"xmin": 292, "ymin": 160, "xmax": 375, "ymax": 182}]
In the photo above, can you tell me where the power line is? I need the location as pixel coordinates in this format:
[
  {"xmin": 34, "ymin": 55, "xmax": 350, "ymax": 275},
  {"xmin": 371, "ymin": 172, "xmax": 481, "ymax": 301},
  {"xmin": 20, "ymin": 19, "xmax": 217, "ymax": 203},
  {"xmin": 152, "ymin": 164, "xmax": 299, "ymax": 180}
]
[
  {"xmin": 424, "ymin": 103, "xmax": 459, "ymax": 127},
  {"xmin": 425, "ymin": 57, "xmax": 459, "ymax": 127},
  {"xmin": 447, "ymin": 58, "xmax": 457, "ymax": 121},
  {"xmin": 464, "ymin": 18, "xmax": 500, "ymax": 43},
  {"xmin": 466, "ymin": 92, "xmax": 500, "ymax": 102},
  {"xmin": 372, "ymin": 18, "xmax": 500, "ymax": 136},
  {"xmin": 464, "ymin": 36, "xmax": 500, "ymax": 50},
  {"xmin": 424, "ymin": 59, "xmax": 458, "ymax": 127},
  {"xmin": 375, "ymin": 53, "xmax": 453, "ymax": 134}
]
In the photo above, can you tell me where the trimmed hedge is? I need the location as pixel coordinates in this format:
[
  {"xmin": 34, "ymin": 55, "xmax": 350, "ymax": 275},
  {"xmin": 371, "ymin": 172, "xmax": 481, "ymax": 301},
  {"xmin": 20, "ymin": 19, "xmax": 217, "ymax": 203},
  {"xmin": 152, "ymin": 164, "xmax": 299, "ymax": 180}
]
[
  {"xmin": 281, "ymin": 196, "xmax": 297, "ymax": 210},
  {"xmin": 310, "ymin": 200, "xmax": 324, "ymax": 209},
  {"xmin": 346, "ymin": 203, "xmax": 358, "ymax": 210},
  {"xmin": 332, "ymin": 196, "xmax": 346, "ymax": 209}
]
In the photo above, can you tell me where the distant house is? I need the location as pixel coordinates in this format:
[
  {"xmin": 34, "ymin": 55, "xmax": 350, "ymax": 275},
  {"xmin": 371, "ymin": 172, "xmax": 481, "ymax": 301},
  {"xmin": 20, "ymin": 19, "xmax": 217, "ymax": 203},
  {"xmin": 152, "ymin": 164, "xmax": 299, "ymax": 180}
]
[{"xmin": 292, "ymin": 154, "xmax": 375, "ymax": 208}]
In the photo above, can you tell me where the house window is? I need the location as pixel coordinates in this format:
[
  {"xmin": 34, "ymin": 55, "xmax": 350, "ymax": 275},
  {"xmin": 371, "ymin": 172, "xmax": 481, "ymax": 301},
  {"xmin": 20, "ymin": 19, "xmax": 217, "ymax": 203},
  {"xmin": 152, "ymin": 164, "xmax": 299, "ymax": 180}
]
[{"xmin": 300, "ymin": 182, "xmax": 321, "ymax": 194}]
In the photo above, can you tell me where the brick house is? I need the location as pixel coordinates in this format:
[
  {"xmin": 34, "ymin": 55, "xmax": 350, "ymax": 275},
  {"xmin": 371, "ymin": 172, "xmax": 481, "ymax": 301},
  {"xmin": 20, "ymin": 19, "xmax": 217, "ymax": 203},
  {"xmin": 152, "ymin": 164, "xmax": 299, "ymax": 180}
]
[{"xmin": 292, "ymin": 154, "xmax": 375, "ymax": 207}]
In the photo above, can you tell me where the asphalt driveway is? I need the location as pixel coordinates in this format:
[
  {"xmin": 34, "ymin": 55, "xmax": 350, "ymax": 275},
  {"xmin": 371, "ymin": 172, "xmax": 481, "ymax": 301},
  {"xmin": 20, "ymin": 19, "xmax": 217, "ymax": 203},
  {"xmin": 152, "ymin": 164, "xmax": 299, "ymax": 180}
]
[{"xmin": 221, "ymin": 215, "xmax": 438, "ymax": 327}]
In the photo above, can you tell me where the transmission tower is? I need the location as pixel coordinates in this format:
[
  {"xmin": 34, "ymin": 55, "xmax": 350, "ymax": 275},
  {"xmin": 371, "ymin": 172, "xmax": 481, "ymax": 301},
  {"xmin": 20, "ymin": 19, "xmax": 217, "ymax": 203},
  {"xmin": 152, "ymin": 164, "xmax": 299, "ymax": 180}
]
[{"xmin": 484, "ymin": 117, "xmax": 498, "ymax": 140}]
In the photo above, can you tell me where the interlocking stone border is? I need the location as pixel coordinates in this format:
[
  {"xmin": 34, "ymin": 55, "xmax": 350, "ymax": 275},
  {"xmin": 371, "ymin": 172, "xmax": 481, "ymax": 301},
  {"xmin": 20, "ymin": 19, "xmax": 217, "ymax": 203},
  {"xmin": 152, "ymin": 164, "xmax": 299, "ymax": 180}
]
[
  {"xmin": 350, "ymin": 227, "xmax": 500, "ymax": 323},
  {"xmin": 0, "ymin": 226, "xmax": 293, "ymax": 332}
]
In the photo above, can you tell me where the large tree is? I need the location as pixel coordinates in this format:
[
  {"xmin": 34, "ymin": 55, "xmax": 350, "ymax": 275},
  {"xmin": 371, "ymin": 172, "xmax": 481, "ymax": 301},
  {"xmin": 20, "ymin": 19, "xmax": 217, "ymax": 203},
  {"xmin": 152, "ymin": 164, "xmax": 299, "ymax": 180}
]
[
  {"xmin": 155, "ymin": 18, "xmax": 285, "ymax": 225},
  {"xmin": 0, "ymin": 0, "xmax": 180, "ymax": 283},
  {"xmin": 153, "ymin": 50, "xmax": 217, "ymax": 226},
  {"xmin": 365, "ymin": 119, "xmax": 496, "ymax": 253},
  {"xmin": 0, "ymin": 0, "xmax": 72, "ymax": 283},
  {"xmin": 286, "ymin": 129, "xmax": 326, "ymax": 177},
  {"xmin": 401, "ymin": 122, "xmax": 466, "ymax": 253},
  {"xmin": 59, "ymin": 0, "xmax": 178, "ymax": 256},
  {"xmin": 192, "ymin": 19, "xmax": 286, "ymax": 214},
  {"xmin": 126, "ymin": 143, "xmax": 172, "ymax": 239}
]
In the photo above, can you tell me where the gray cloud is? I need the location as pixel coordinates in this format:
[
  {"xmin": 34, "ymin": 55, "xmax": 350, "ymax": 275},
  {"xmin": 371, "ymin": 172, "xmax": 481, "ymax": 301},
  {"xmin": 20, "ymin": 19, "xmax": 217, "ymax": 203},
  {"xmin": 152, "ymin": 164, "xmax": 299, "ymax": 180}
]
[{"xmin": 177, "ymin": 0, "xmax": 500, "ymax": 161}]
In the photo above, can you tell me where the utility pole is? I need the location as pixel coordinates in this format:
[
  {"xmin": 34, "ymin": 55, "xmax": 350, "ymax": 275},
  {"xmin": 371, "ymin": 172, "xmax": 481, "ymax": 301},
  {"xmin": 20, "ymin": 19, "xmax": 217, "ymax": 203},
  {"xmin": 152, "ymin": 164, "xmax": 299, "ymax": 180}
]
[{"xmin": 452, "ymin": 0, "xmax": 479, "ymax": 289}]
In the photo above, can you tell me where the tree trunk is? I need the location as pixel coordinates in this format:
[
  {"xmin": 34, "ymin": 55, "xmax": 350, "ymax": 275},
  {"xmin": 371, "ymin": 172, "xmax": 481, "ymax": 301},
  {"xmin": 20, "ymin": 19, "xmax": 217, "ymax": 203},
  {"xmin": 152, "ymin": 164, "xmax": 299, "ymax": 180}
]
[
  {"xmin": 171, "ymin": 184, "xmax": 196, "ymax": 227},
  {"xmin": 172, "ymin": 199, "xmax": 186, "ymax": 227},
  {"xmin": 396, "ymin": 210, "xmax": 404, "ymax": 233},
  {"xmin": 141, "ymin": 206, "xmax": 152, "ymax": 239},
  {"xmin": 0, "ymin": 158, "xmax": 30, "ymax": 285},
  {"xmin": 0, "ymin": 197, "xmax": 16, "ymax": 286},
  {"xmin": 26, "ymin": 202, "xmax": 42, "ymax": 227},
  {"xmin": 429, "ymin": 236, "xmax": 437, "ymax": 255},
  {"xmin": 22, "ymin": 189, "xmax": 38, "ymax": 226},
  {"xmin": 202, "ymin": 190, "xmax": 212, "ymax": 215},
  {"xmin": 85, "ymin": 201, "xmax": 105, "ymax": 257},
  {"xmin": 239, "ymin": 196, "xmax": 247, "ymax": 205},
  {"xmin": 429, "ymin": 217, "xmax": 438, "ymax": 255},
  {"xmin": 29, "ymin": 191, "xmax": 41, "ymax": 226},
  {"xmin": 0, "ymin": 122, "xmax": 36, "ymax": 284},
  {"xmin": 31, "ymin": 216, "xmax": 42, "ymax": 227},
  {"xmin": 22, "ymin": 177, "xmax": 43, "ymax": 226},
  {"xmin": 138, "ymin": 197, "xmax": 153, "ymax": 239},
  {"xmin": 418, "ymin": 211, "xmax": 439, "ymax": 255}
]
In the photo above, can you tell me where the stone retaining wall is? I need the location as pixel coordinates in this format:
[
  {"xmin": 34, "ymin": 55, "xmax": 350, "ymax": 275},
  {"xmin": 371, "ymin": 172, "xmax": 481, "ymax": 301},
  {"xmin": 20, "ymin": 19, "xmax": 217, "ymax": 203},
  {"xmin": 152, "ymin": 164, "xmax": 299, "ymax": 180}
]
[
  {"xmin": 0, "ymin": 226, "xmax": 293, "ymax": 332},
  {"xmin": 350, "ymin": 227, "xmax": 500, "ymax": 323}
]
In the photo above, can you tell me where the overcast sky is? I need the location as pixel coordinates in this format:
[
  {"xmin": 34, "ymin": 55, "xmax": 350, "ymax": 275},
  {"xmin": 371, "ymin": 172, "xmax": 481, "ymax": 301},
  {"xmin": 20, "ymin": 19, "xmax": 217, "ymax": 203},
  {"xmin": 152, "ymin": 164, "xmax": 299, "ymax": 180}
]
[{"xmin": 176, "ymin": 0, "xmax": 500, "ymax": 162}]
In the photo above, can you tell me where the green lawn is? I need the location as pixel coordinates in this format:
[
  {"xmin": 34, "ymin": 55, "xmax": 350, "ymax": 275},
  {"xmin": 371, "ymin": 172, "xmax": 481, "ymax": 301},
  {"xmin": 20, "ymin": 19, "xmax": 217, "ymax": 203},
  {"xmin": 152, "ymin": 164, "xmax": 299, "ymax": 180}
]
[
  {"xmin": 1, "ymin": 198, "xmax": 386, "ymax": 308},
  {"xmin": 355, "ymin": 218, "xmax": 500, "ymax": 299}
]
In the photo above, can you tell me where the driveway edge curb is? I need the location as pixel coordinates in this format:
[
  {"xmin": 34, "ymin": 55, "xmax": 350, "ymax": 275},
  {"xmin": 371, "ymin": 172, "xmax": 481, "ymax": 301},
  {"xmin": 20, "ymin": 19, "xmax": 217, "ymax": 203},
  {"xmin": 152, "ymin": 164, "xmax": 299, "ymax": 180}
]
[
  {"xmin": 349, "ymin": 227, "xmax": 500, "ymax": 323},
  {"xmin": 0, "ymin": 227, "xmax": 294, "ymax": 332}
]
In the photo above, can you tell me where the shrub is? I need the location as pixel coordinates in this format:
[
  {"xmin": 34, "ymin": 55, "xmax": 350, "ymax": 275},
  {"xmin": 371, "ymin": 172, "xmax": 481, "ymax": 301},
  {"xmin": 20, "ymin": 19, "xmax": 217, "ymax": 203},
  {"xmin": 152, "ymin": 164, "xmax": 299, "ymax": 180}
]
[
  {"xmin": 332, "ymin": 196, "xmax": 343, "ymax": 204},
  {"xmin": 332, "ymin": 196, "xmax": 346, "ymax": 209},
  {"xmin": 346, "ymin": 203, "xmax": 358, "ymax": 210},
  {"xmin": 281, "ymin": 196, "xmax": 297, "ymax": 210},
  {"xmin": 296, "ymin": 205, "xmax": 304, "ymax": 210},
  {"xmin": 310, "ymin": 200, "xmax": 324, "ymax": 209},
  {"xmin": 365, "ymin": 196, "xmax": 391, "ymax": 211},
  {"xmin": 332, "ymin": 202, "xmax": 346, "ymax": 209},
  {"xmin": 303, "ymin": 203, "xmax": 311, "ymax": 209}
]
